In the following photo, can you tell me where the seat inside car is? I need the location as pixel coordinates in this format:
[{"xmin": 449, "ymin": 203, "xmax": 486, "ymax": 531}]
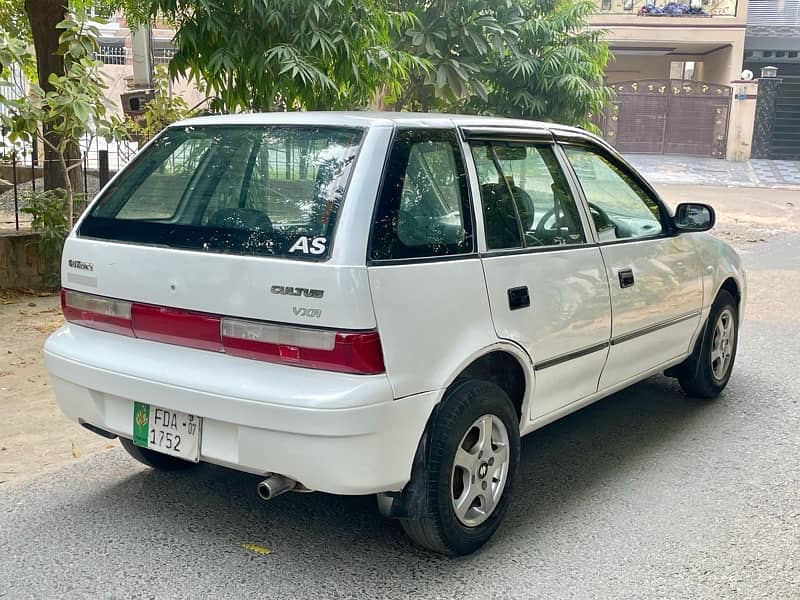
[{"xmin": 481, "ymin": 182, "xmax": 533, "ymax": 249}]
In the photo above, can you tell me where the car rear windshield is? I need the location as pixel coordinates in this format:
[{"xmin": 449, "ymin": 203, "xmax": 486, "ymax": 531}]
[{"xmin": 79, "ymin": 125, "xmax": 365, "ymax": 259}]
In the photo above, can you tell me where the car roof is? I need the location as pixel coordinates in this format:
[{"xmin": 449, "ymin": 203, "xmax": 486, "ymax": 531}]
[{"xmin": 172, "ymin": 111, "xmax": 587, "ymax": 136}]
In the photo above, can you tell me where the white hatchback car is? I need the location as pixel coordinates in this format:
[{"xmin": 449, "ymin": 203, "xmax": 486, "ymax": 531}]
[{"xmin": 46, "ymin": 113, "xmax": 745, "ymax": 555}]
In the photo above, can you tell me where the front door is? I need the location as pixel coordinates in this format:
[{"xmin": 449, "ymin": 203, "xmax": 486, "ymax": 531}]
[
  {"xmin": 465, "ymin": 134, "xmax": 612, "ymax": 420},
  {"xmin": 559, "ymin": 142, "xmax": 704, "ymax": 390}
]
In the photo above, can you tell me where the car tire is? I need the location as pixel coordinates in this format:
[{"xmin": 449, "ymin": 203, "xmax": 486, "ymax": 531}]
[
  {"xmin": 400, "ymin": 379, "xmax": 520, "ymax": 556},
  {"xmin": 678, "ymin": 289, "xmax": 739, "ymax": 399},
  {"xmin": 119, "ymin": 437, "xmax": 198, "ymax": 470}
]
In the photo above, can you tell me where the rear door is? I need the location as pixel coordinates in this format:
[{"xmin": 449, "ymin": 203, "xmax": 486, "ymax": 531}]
[
  {"xmin": 559, "ymin": 138, "xmax": 703, "ymax": 390},
  {"xmin": 464, "ymin": 131, "xmax": 612, "ymax": 420}
]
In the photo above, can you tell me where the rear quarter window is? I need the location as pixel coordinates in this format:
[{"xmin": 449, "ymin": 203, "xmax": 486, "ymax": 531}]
[
  {"xmin": 80, "ymin": 125, "xmax": 364, "ymax": 260},
  {"xmin": 369, "ymin": 128, "xmax": 474, "ymax": 261}
]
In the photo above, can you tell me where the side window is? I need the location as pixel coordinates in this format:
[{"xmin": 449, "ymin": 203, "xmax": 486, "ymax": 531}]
[
  {"xmin": 563, "ymin": 145, "xmax": 665, "ymax": 241},
  {"xmin": 370, "ymin": 129, "xmax": 473, "ymax": 261},
  {"xmin": 470, "ymin": 142, "xmax": 586, "ymax": 250}
]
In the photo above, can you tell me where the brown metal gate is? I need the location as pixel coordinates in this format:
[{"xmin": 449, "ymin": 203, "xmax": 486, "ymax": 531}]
[
  {"xmin": 603, "ymin": 80, "xmax": 731, "ymax": 158},
  {"xmin": 769, "ymin": 75, "xmax": 800, "ymax": 160}
]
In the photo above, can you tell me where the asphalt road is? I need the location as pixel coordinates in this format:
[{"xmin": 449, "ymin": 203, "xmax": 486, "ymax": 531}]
[{"xmin": 2, "ymin": 235, "xmax": 799, "ymax": 599}]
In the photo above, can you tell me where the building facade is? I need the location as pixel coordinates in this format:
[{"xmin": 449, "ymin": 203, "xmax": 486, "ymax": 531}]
[
  {"xmin": 590, "ymin": 0, "xmax": 750, "ymax": 158},
  {"xmin": 744, "ymin": 0, "xmax": 800, "ymax": 75},
  {"xmin": 744, "ymin": 0, "xmax": 800, "ymax": 160},
  {"xmin": 94, "ymin": 15, "xmax": 205, "ymax": 119}
]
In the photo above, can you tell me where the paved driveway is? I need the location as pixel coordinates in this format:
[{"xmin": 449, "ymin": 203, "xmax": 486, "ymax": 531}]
[{"xmin": 626, "ymin": 154, "xmax": 800, "ymax": 188}]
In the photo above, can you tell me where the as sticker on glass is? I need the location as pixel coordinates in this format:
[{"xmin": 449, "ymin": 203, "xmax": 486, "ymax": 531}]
[{"xmin": 288, "ymin": 236, "xmax": 327, "ymax": 255}]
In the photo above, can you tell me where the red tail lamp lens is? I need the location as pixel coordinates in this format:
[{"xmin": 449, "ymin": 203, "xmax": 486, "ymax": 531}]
[
  {"xmin": 61, "ymin": 290, "xmax": 385, "ymax": 375},
  {"xmin": 61, "ymin": 289, "xmax": 134, "ymax": 337}
]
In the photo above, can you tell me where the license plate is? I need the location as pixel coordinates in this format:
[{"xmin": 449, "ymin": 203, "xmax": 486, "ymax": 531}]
[{"xmin": 132, "ymin": 402, "xmax": 202, "ymax": 462}]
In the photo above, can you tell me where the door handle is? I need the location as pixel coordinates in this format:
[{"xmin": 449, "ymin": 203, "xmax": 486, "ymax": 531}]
[
  {"xmin": 508, "ymin": 286, "xmax": 531, "ymax": 310},
  {"xmin": 618, "ymin": 268, "xmax": 635, "ymax": 288}
]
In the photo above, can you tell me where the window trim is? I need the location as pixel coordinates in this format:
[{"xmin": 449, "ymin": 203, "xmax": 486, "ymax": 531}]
[
  {"xmin": 366, "ymin": 126, "xmax": 478, "ymax": 266},
  {"xmin": 554, "ymin": 133, "xmax": 677, "ymax": 245},
  {"xmin": 461, "ymin": 126, "xmax": 553, "ymax": 143},
  {"xmin": 480, "ymin": 241, "xmax": 600, "ymax": 260},
  {"xmin": 462, "ymin": 137, "xmax": 595, "ymax": 256}
]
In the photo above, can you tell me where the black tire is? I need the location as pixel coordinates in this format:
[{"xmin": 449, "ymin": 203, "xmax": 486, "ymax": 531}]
[
  {"xmin": 400, "ymin": 379, "xmax": 520, "ymax": 556},
  {"xmin": 678, "ymin": 289, "xmax": 739, "ymax": 398},
  {"xmin": 119, "ymin": 437, "xmax": 197, "ymax": 470}
]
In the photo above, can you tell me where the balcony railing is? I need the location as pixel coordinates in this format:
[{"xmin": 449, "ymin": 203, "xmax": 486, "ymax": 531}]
[
  {"xmin": 95, "ymin": 45, "xmax": 129, "ymax": 65},
  {"xmin": 596, "ymin": 0, "xmax": 737, "ymax": 17},
  {"xmin": 153, "ymin": 47, "xmax": 178, "ymax": 65}
]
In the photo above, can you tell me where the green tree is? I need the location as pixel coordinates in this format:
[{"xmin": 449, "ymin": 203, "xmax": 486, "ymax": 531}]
[
  {"xmin": 145, "ymin": 0, "xmax": 424, "ymax": 112},
  {"xmin": 1, "ymin": 0, "xmax": 129, "ymax": 190},
  {"xmin": 395, "ymin": 0, "xmax": 612, "ymax": 129},
  {"xmin": 483, "ymin": 0, "xmax": 613, "ymax": 128},
  {"xmin": 390, "ymin": 0, "xmax": 522, "ymax": 111},
  {"xmin": 0, "ymin": 17, "xmax": 126, "ymax": 223},
  {"xmin": 0, "ymin": 0, "xmax": 30, "ymax": 45}
]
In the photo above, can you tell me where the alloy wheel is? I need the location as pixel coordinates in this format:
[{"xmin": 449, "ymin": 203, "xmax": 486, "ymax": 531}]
[
  {"xmin": 450, "ymin": 414, "xmax": 510, "ymax": 527},
  {"xmin": 710, "ymin": 308, "xmax": 735, "ymax": 381}
]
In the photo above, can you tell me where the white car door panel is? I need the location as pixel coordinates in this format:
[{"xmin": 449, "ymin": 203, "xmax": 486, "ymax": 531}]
[
  {"xmin": 598, "ymin": 237, "xmax": 703, "ymax": 388},
  {"xmin": 601, "ymin": 237, "xmax": 703, "ymax": 336},
  {"xmin": 481, "ymin": 249, "xmax": 611, "ymax": 418},
  {"xmin": 465, "ymin": 138, "xmax": 612, "ymax": 419},
  {"xmin": 560, "ymin": 142, "xmax": 704, "ymax": 390}
]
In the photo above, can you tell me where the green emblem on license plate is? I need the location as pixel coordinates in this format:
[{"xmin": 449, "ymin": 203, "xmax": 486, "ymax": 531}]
[{"xmin": 133, "ymin": 402, "xmax": 150, "ymax": 447}]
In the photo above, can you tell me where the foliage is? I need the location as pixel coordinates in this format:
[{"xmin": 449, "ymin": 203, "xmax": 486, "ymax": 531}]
[
  {"xmin": 394, "ymin": 0, "xmax": 612, "ymax": 129},
  {"xmin": 146, "ymin": 0, "xmax": 427, "ymax": 112},
  {"xmin": 0, "ymin": 0, "xmax": 29, "ymax": 45},
  {"xmin": 390, "ymin": 0, "xmax": 522, "ymax": 110},
  {"xmin": 0, "ymin": 17, "xmax": 127, "ymax": 224},
  {"xmin": 125, "ymin": 63, "xmax": 193, "ymax": 142},
  {"xmin": 3, "ymin": 0, "xmax": 611, "ymax": 134},
  {"xmin": 0, "ymin": 0, "xmax": 126, "ymax": 45},
  {"xmin": 21, "ymin": 189, "xmax": 70, "ymax": 263},
  {"xmin": 482, "ymin": 0, "xmax": 613, "ymax": 128}
]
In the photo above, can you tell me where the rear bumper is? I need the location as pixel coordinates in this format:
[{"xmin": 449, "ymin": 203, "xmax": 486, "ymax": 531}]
[{"xmin": 44, "ymin": 325, "xmax": 438, "ymax": 494}]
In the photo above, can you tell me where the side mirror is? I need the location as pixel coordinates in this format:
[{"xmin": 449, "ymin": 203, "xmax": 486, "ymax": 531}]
[{"xmin": 673, "ymin": 202, "xmax": 715, "ymax": 232}]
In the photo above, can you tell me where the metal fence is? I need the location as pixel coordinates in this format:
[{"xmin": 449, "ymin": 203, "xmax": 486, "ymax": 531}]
[{"xmin": 0, "ymin": 135, "xmax": 139, "ymax": 230}]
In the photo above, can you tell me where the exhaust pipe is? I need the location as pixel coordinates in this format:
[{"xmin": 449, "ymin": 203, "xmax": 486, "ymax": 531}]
[{"xmin": 257, "ymin": 474, "xmax": 296, "ymax": 500}]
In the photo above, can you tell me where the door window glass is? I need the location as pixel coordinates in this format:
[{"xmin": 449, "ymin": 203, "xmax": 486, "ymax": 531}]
[
  {"xmin": 564, "ymin": 145, "xmax": 664, "ymax": 241},
  {"xmin": 370, "ymin": 129, "xmax": 473, "ymax": 261},
  {"xmin": 470, "ymin": 143, "xmax": 585, "ymax": 250}
]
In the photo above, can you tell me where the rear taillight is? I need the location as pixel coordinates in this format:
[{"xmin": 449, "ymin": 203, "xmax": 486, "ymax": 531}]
[
  {"xmin": 60, "ymin": 289, "xmax": 385, "ymax": 375},
  {"xmin": 221, "ymin": 318, "xmax": 385, "ymax": 375},
  {"xmin": 132, "ymin": 304, "xmax": 223, "ymax": 352},
  {"xmin": 61, "ymin": 289, "xmax": 134, "ymax": 337}
]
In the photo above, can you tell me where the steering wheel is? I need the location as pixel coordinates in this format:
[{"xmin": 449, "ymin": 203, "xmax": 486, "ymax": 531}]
[{"xmin": 536, "ymin": 201, "xmax": 616, "ymax": 240}]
